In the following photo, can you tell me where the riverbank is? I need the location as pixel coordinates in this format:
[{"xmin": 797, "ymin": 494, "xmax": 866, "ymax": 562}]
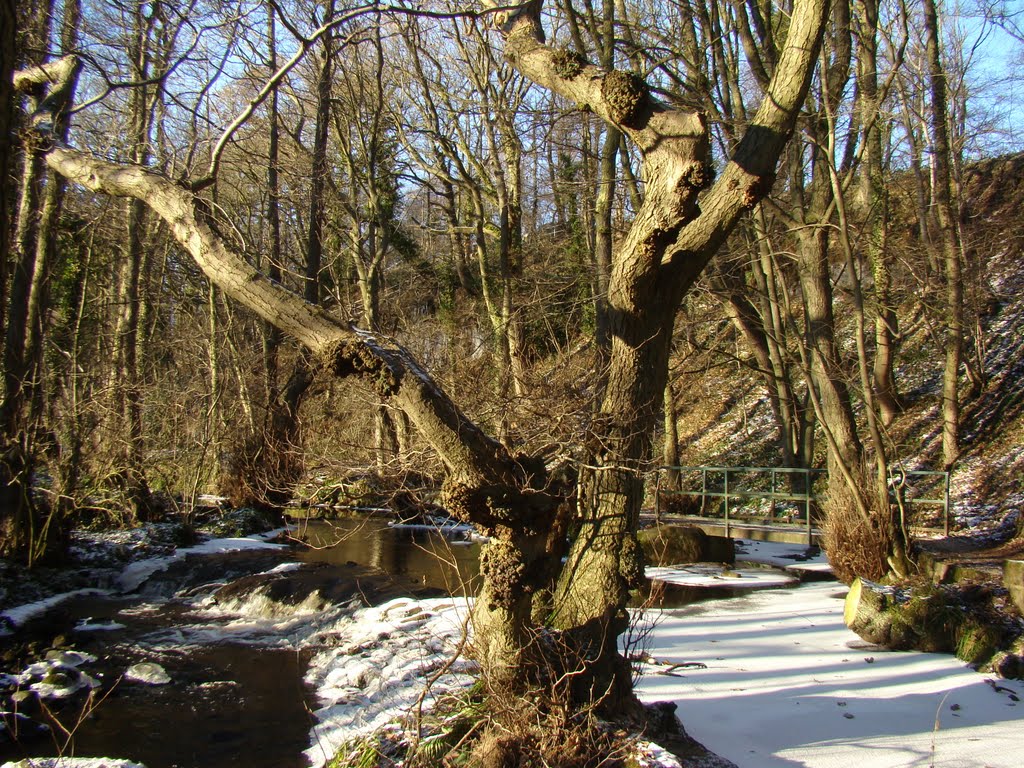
[{"xmin": 3, "ymin": 528, "xmax": 1022, "ymax": 768}]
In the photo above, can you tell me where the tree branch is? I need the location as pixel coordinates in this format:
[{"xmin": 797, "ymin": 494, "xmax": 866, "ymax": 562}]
[
  {"xmin": 664, "ymin": 0, "xmax": 830, "ymax": 277},
  {"xmin": 43, "ymin": 146, "xmax": 518, "ymax": 491}
]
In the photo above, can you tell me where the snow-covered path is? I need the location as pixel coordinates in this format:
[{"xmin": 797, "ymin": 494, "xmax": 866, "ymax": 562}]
[{"xmin": 635, "ymin": 582, "xmax": 1024, "ymax": 767}]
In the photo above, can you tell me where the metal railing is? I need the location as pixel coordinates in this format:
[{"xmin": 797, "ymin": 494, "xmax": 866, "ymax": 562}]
[
  {"xmin": 655, "ymin": 466, "xmax": 827, "ymax": 544},
  {"xmin": 654, "ymin": 465, "xmax": 951, "ymax": 543},
  {"xmin": 889, "ymin": 468, "xmax": 952, "ymax": 536}
]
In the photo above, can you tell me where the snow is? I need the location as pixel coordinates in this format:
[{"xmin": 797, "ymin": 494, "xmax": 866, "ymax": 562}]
[
  {"xmin": 2, "ymin": 760, "xmax": 146, "ymax": 768},
  {"xmin": 0, "ymin": 589, "xmax": 110, "ymax": 635},
  {"xmin": 125, "ymin": 662, "xmax": 171, "ymax": 685},
  {"xmin": 646, "ymin": 564, "xmax": 799, "ymax": 588},
  {"xmin": 9, "ymin": 650, "xmax": 101, "ymax": 699},
  {"xmin": 303, "ymin": 596, "xmax": 475, "ymax": 768},
  {"xmin": 633, "ymin": 581, "xmax": 1024, "ymax": 768},
  {"xmin": 265, "ymin": 561, "xmax": 303, "ymax": 574},
  {"xmin": 735, "ymin": 537, "xmax": 834, "ymax": 574},
  {"xmin": 116, "ymin": 532, "xmax": 286, "ymax": 592},
  {"xmin": 644, "ymin": 539, "xmax": 830, "ymax": 588}
]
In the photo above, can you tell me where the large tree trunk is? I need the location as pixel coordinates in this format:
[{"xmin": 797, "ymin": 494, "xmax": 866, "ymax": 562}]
[
  {"xmin": 40, "ymin": 0, "xmax": 828, "ymax": 712},
  {"xmin": 498, "ymin": 0, "xmax": 829, "ymax": 710}
]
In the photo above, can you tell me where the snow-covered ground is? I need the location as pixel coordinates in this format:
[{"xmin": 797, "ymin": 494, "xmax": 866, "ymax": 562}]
[
  {"xmin": 301, "ymin": 541, "xmax": 1023, "ymax": 768},
  {"xmin": 4, "ymin": 536, "xmax": 1022, "ymax": 768},
  {"xmin": 634, "ymin": 580, "xmax": 1024, "ymax": 767},
  {"xmin": 303, "ymin": 596, "xmax": 475, "ymax": 768}
]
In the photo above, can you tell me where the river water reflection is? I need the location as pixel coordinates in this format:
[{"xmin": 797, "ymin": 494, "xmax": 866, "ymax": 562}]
[{"xmin": 293, "ymin": 515, "xmax": 483, "ymax": 596}]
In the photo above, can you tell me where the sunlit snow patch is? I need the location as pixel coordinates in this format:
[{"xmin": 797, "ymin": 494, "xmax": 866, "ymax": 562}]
[
  {"xmin": 303, "ymin": 596, "xmax": 475, "ymax": 768},
  {"xmin": 11, "ymin": 650, "xmax": 101, "ymax": 699},
  {"xmin": 735, "ymin": 538, "xmax": 833, "ymax": 575},
  {"xmin": 117, "ymin": 532, "xmax": 286, "ymax": 592},
  {"xmin": 125, "ymin": 662, "xmax": 171, "ymax": 685},
  {"xmin": 0, "ymin": 589, "xmax": 110, "ymax": 635},
  {"xmin": 646, "ymin": 564, "xmax": 798, "ymax": 588}
]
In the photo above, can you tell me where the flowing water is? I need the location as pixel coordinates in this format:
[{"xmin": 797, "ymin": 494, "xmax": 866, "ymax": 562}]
[
  {"xmin": 0, "ymin": 517, "xmax": 480, "ymax": 768},
  {"xmin": 1, "ymin": 515, "xmax": 799, "ymax": 767}
]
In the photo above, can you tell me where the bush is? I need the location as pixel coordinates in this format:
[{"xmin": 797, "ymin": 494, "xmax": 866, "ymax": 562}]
[{"xmin": 821, "ymin": 472, "xmax": 897, "ymax": 584}]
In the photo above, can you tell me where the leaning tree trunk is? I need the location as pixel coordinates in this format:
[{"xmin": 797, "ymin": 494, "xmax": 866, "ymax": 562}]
[
  {"xmin": 41, "ymin": 144, "xmax": 566, "ymax": 694},
  {"xmin": 496, "ymin": 0, "xmax": 829, "ymax": 711},
  {"xmin": 38, "ymin": 0, "xmax": 828, "ymax": 713}
]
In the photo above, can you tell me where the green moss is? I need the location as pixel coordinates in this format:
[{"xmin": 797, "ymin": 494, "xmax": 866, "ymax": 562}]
[
  {"xmin": 325, "ymin": 736, "xmax": 384, "ymax": 768},
  {"xmin": 618, "ymin": 534, "xmax": 645, "ymax": 585},
  {"xmin": 480, "ymin": 539, "xmax": 528, "ymax": 608},
  {"xmin": 956, "ymin": 620, "xmax": 1004, "ymax": 665}
]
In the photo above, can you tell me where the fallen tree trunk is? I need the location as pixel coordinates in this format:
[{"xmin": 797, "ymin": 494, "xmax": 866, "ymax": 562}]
[{"xmin": 844, "ymin": 577, "xmax": 1020, "ymax": 671}]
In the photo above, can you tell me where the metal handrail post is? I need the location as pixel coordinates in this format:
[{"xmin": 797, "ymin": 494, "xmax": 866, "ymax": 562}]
[
  {"xmin": 805, "ymin": 468, "xmax": 812, "ymax": 545},
  {"xmin": 944, "ymin": 471, "xmax": 951, "ymax": 537},
  {"xmin": 701, "ymin": 468, "xmax": 708, "ymax": 515},
  {"xmin": 655, "ymin": 469, "xmax": 662, "ymax": 524},
  {"xmin": 724, "ymin": 468, "xmax": 730, "ymax": 538}
]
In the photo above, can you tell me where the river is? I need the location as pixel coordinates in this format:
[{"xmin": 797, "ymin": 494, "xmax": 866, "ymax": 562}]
[{"xmin": 0, "ymin": 515, "xmax": 808, "ymax": 767}]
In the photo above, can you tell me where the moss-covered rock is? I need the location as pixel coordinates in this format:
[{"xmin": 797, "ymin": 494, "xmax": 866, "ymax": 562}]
[
  {"xmin": 844, "ymin": 578, "xmax": 1023, "ymax": 675},
  {"xmin": 637, "ymin": 524, "xmax": 735, "ymax": 566},
  {"xmin": 1004, "ymin": 560, "xmax": 1024, "ymax": 614}
]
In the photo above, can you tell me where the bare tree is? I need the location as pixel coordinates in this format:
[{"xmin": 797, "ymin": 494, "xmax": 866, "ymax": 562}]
[
  {"xmin": 923, "ymin": 0, "xmax": 965, "ymax": 470},
  {"xmin": 32, "ymin": 0, "xmax": 826, "ymax": 716}
]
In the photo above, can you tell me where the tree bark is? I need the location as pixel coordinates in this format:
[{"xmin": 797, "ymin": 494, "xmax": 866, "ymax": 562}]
[
  {"xmin": 496, "ymin": 0, "xmax": 829, "ymax": 709},
  {"xmin": 0, "ymin": 0, "xmax": 17, "ymax": 557},
  {"xmin": 923, "ymin": 0, "xmax": 963, "ymax": 470},
  {"xmin": 796, "ymin": 225, "xmax": 863, "ymax": 474},
  {"xmin": 856, "ymin": 0, "xmax": 901, "ymax": 426}
]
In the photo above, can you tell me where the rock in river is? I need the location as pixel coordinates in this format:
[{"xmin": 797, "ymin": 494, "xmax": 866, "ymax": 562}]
[{"xmin": 125, "ymin": 662, "xmax": 171, "ymax": 685}]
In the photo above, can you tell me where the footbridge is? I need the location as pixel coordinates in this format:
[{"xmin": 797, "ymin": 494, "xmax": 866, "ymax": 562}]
[{"xmin": 651, "ymin": 466, "xmax": 951, "ymax": 546}]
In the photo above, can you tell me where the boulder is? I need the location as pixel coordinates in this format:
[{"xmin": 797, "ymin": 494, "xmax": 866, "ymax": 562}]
[
  {"xmin": 1003, "ymin": 560, "xmax": 1024, "ymax": 614},
  {"xmin": 125, "ymin": 662, "xmax": 171, "ymax": 685},
  {"xmin": 638, "ymin": 525, "xmax": 734, "ymax": 566}
]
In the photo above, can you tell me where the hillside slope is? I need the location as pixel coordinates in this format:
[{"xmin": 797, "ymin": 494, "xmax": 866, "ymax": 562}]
[{"xmin": 667, "ymin": 153, "xmax": 1024, "ymax": 550}]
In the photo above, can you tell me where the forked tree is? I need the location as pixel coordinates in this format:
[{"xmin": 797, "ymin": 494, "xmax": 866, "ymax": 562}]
[{"xmin": 23, "ymin": 0, "xmax": 827, "ymax": 713}]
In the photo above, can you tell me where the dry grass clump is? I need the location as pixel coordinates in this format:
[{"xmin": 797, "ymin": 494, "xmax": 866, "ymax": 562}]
[
  {"xmin": 220, "ymin": 423, "xmax": 303, "ymax": 510},
  {"xmin": 463, "ymin": 706, "xmax": 628, "ymax": 768},
  {"xmin": 821, "ymin": 474, "xmax": 897, "ymax": 584}
]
